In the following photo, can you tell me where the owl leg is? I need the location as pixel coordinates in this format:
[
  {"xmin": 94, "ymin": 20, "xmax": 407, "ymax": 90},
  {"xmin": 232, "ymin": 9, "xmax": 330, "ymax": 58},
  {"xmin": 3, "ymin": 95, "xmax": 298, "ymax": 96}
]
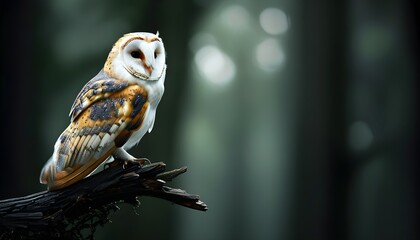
[
  {"xmin": 113, "ymin": 148, "xmax": 136, "ymax": 161},
  {"xmin": 112, "ymin": 148, "xmax": 150, "ymax": 165}
]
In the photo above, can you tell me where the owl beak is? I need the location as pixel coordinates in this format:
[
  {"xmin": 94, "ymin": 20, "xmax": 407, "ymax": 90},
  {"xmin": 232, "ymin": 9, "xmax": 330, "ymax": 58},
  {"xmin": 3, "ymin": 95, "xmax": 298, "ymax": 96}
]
[{"xmin": 142, "ymin": 62, "xmax": 153, "ymax": 76}]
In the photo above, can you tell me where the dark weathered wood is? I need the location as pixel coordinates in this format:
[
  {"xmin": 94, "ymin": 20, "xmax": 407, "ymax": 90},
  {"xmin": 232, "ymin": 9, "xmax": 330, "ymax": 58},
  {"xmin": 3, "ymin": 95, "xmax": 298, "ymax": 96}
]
[{"xmin": 0, "ymin": 161, "xmax": 207, "ymax": 239}]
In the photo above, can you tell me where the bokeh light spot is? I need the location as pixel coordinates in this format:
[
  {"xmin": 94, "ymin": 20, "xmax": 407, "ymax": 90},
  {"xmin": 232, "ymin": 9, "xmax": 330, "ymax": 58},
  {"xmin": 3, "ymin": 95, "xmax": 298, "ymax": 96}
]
[
  {"xmin": 255, "ymin": 38, "xmax": 285, "ymax": 72},
  {"xmin": 220, "ymin": 5, "xmax": 250, "ymax": 30},
  {"xmin": 348, "ymin": 121, "xmax": 374, "ymax": 151},
  {"xmin": 195, "ymin": 45, "xmax": 236, "ymax": 85},
  {"xmin": 259, "ymin": 8, "xmax": 289, "ymax": 35}
]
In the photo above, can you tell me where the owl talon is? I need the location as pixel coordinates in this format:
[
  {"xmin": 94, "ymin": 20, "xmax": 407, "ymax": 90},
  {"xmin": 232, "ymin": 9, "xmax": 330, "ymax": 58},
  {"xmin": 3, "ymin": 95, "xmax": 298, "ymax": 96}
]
[
  {"xmin": 104, "ymin": 160, "xmax": 120, "ymax": 169},
  {"xmin": 121, "ymin": 158, "xmax": 150, "ymax": 169},
  {"xmin": 135, "ymin": 158, "xmax": 151, "ymax": 165},
  {"xmin": 122, "ymin": 160, "xmax": 136, "ymax": 169}
]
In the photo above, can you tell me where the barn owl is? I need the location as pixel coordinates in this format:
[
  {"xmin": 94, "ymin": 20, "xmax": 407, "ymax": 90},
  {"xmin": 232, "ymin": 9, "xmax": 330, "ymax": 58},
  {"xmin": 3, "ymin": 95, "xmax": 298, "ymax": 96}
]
[{"xmin": 40, "ymin": 32, "xmax": 166, "ymax": 190}]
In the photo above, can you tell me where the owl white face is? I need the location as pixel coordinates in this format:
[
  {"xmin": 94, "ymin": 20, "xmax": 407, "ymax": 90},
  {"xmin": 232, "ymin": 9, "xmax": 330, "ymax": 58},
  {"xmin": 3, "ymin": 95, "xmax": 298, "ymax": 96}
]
[{"xmin": 105, "ymin": 32, "xmax": 166, "ymax": 82}]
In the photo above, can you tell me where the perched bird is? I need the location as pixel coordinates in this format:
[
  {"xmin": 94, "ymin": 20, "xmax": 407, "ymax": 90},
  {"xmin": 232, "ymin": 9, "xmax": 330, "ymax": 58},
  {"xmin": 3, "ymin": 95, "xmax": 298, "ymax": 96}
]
[{"xmin": 40, "ymin": 32, "xmax": 166, "ymax": 190}]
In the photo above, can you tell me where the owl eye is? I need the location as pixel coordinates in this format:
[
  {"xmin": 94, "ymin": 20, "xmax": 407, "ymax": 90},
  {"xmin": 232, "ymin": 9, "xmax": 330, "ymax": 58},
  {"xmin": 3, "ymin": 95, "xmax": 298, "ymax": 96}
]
[
  {"xmin": 130, "ymin": 50, "xmax": 144, "ymax": 59},
  {"xmin": 154, "ymin": 51, "xmax": 158, "ymax": 59}
]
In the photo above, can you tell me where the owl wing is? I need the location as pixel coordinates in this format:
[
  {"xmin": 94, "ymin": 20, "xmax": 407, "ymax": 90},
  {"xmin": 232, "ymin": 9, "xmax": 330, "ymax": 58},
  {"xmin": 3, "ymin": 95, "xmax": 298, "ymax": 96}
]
[
  {"xmin": 69, "ymin": 70, "xmax": 132, "ymax": 121},
  {"xmin": 40, "ymin": 75, "xmax": 149, "ymax": 190}
]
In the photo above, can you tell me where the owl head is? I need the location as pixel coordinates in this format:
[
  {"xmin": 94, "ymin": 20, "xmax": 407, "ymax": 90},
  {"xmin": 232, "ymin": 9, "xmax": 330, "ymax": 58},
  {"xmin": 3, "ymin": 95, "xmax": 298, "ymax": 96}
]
[{"xmin": 104, "ymin": 32, "xmax": 166, "ymax": 82}]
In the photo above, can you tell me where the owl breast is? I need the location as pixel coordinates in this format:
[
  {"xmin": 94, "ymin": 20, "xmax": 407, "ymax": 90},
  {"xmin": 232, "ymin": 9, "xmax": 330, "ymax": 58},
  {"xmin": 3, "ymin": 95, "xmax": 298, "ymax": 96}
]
[
  {"xmin": 123, "ymin": 77, "xmax": 164, "ymax": 150},
  {"xmin": 122, "ymin": 107, "xmax": 155, "ymax": 150}
]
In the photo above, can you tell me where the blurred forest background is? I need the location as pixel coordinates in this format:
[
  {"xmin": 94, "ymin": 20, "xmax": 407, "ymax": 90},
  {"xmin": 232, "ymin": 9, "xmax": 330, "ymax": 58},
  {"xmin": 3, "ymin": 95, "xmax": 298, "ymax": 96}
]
[{"xmin": 0, "ymin": 0, "xmax": 419, "ymax": 240}]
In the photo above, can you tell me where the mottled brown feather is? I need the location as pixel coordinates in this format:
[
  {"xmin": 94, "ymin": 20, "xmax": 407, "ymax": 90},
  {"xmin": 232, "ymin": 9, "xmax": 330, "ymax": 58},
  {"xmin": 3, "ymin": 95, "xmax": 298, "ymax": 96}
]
[{"xmin": 41, "ymin": 82, "xmax": 149, "ymax": 190}]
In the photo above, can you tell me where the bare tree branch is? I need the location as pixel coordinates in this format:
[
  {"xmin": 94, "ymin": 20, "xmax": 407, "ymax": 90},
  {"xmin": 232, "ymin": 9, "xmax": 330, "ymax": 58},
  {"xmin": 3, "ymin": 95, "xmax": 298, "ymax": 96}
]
[{"xmin": 0, "ymin": 161, "xmax": 207, "ymax": 239}]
